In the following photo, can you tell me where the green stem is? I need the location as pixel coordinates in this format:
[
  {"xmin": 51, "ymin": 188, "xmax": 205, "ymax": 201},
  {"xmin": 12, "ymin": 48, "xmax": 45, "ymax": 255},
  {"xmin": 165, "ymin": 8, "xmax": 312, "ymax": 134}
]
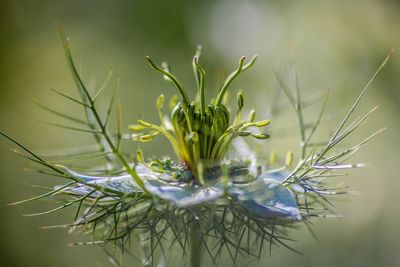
[
  {"xmin": 62, "ymin": 37, "xmax": 147, "ymax": 192},
  {"xmin": 190, "ymin": 220, "xmax": 203, "ymax": 267},
  {"xmin": 145, "ymin": 56, "xmax": 190, "ymax": 107}
]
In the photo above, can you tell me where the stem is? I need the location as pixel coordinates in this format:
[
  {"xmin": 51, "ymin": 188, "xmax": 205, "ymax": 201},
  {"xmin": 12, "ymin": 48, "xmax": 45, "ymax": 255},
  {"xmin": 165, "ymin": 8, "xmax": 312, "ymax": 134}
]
[
  {"xmin": 215, "ymin": 55, "xmax": 257, "ymax": 106},
  {"xmin": 62, "ymin": 37, "xmax": 147, "ymax": 192},
  {"xmin": 190, "ymin": 220, "xmax": 203, "ymax": 267},
  {"xmin": 292, "ymin": 67, "xmax": 306, "ymax": 160},
  {"xmin": 145, "ymin": 56, "xmax": 190, "ymax": 107},
  {"xmin": 193, "ymin": 56, "xmax": 206, "ymax": 116}
]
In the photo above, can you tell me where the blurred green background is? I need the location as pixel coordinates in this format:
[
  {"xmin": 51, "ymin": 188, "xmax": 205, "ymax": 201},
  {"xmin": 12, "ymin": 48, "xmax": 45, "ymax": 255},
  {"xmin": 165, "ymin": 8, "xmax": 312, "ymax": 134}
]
[{"xmin": 0, "ymin": 0, "xmax": 399, "ymax": 266}]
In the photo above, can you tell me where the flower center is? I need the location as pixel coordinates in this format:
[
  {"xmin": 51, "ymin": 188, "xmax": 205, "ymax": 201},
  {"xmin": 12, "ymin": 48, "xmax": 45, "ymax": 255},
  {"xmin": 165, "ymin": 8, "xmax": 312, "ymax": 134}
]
[{"xmin": 130, "ymin": 47, "xmax": 270, "ymax": 183}]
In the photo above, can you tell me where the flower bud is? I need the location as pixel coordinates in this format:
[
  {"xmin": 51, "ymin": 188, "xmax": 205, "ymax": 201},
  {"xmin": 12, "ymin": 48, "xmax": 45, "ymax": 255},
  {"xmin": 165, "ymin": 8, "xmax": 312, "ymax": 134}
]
[
  {"xmin": 251, "ymin": 133, "xmax": 270, "ymax": 140},
  {"xmin": 237, "ymin": 90, "xmax": 244, "ymax": 111},
  {"xmin": 248, "ymin": 109, "xmax": 256, "ymax": 122},
  {"xmin": 255, "ymin": 120, "xmax": 270, "ymax": 127},
  {"xmin": 129, "ymin": 124, "xmax": 147, "ymax": 131},
  {"xmin": 285, "ymin": 151, "xmax": 293, "ymax": 166},
  {"xmin": 156, "ymin": 94, "xmax": 165, "ymax": 110},
  {"xmin": 137, "ymin": 120, "xmax": 152, "ymax": 127},
  {"xmin": 238, "ymin": 131, "xmax": 252, "ymax": 137},
  {"xmin": 136, "ymin": 149, "xmax": 144, "ymax": 163}
]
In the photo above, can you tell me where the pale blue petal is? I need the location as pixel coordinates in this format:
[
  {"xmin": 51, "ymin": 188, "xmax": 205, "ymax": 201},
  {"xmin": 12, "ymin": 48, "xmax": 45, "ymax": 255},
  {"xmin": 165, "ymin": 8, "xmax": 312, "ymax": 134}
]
[
  {"xmin": 57, "ymin": 165, "xmax": 152, "ymax": 194},
  {"xmin": 229, "ymin": 178, "xmax": 301, "ymax": 221},
  {"xmin": 259, "ymin": 169, "xmax": 304, "ymax": 193},
  {"xmin": 57, "ymin": 164, "xmax": 301, "ymax": 221},
  {"xmin": 259, "ymin": 170, "xmax": 288, "ymax": 182},
  {"xmin": 144, "ymin": 179, "xmax": 226, "ymax": 208}
]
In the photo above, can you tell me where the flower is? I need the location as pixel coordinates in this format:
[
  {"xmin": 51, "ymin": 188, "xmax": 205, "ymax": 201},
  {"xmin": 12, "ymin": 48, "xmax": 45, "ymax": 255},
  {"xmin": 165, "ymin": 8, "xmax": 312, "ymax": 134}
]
[{"xmin": 1, "ymin": 36, "xmax": 393, "ymax": 266}]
